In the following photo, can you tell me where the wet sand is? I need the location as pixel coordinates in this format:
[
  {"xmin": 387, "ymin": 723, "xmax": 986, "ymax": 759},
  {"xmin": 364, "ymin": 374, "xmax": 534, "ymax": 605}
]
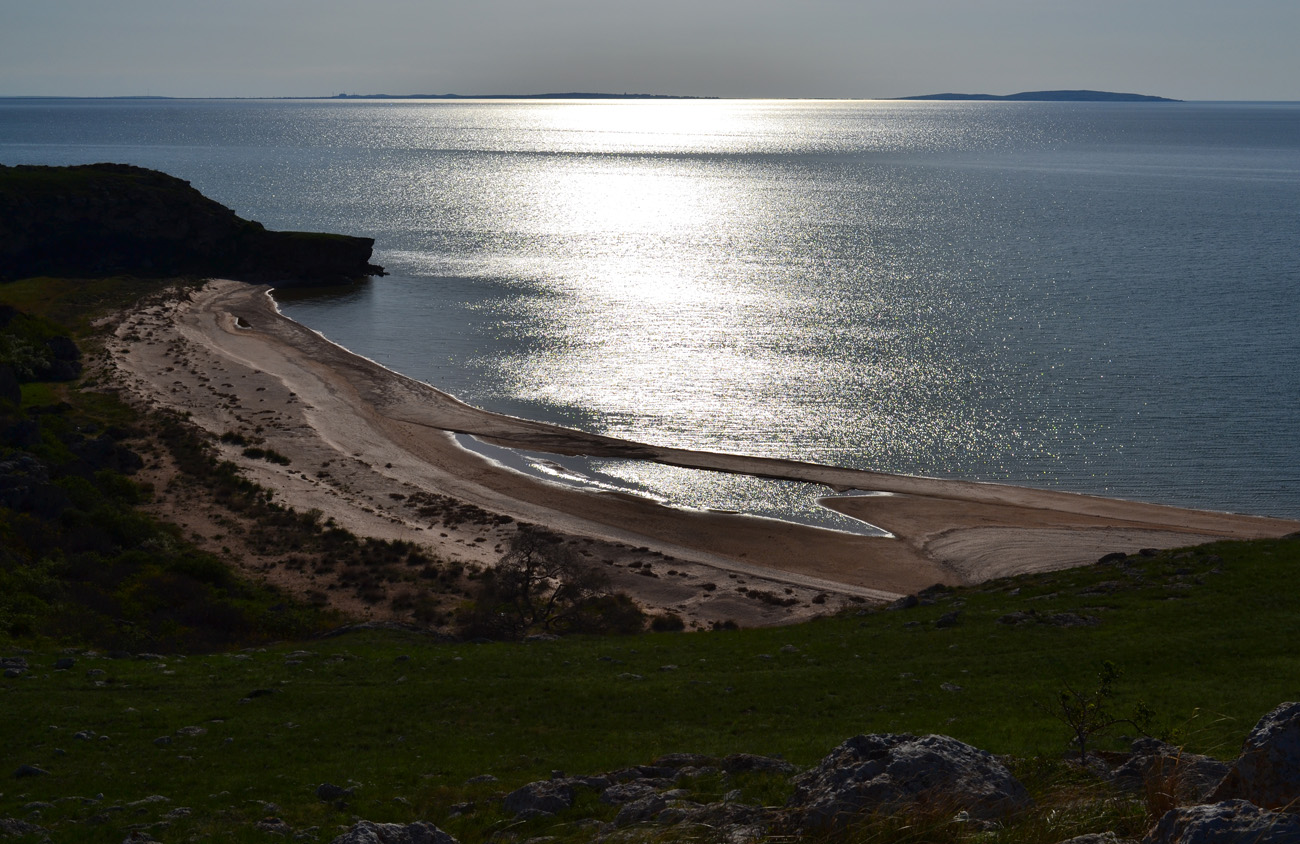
[{"xmin": 105, "ymin": 280, "xmax": 1300, "ymax": 623}]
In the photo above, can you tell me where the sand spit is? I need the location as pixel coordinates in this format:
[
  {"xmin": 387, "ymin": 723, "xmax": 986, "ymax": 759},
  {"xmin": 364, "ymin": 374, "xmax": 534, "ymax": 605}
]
[{"xmin": 104, "ymin": 280, "xmax": 1300, "ymax": 627}]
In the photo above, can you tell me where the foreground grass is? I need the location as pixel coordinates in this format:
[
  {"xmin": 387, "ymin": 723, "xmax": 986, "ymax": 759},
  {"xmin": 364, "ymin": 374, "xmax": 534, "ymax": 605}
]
[{"xmin": 2, "ymin": 535, "xmax": 1297, "ymax": 842}]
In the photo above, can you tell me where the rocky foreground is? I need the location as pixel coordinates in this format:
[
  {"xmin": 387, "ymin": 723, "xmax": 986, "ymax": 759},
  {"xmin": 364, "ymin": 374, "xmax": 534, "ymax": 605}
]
[
  {"xmin": 9, "ymin": 700, "xmax": 1296, "ymax": 843},
  {"xmin": 317, "ymin": 701, "xmax": 1300, "ymax": 844}
]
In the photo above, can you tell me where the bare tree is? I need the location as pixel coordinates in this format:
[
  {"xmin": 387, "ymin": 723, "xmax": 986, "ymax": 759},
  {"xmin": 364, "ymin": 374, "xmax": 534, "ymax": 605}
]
[{"xmin": 1042, "ymin": 661, "xmax": 1154, "ymax": 762}]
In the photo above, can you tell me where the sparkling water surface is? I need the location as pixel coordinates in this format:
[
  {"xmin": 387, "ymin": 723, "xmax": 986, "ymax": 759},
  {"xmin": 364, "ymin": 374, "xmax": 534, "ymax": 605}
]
[{"xmin": 4, "ymin": 98, "xmax": 1298, "ymax": 519}]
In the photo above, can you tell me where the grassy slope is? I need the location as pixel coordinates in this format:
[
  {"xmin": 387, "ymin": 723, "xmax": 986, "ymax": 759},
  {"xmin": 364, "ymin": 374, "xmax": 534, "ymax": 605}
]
[{"xmin": 2, "ymin": 536, "xmax": 1297, "ymax": 841}]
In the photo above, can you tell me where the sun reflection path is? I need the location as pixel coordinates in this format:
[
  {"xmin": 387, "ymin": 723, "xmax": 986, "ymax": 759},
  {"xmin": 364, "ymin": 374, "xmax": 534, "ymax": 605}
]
[{"xmin": 453, "ymin": 434, "xmax": 890, "ymax": 537}]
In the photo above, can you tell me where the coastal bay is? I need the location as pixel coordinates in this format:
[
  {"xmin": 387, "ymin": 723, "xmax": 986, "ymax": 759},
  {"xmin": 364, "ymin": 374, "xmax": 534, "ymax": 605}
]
[{"xmin": 105, "ymin": 279, "xmax": 1300, "ymax": 626}]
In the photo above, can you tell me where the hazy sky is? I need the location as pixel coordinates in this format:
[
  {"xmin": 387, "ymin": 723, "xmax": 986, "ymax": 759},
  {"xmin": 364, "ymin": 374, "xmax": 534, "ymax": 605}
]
[{"xmin": 2, "ymin": 0, "xmax": 1297, "ymax": 100}]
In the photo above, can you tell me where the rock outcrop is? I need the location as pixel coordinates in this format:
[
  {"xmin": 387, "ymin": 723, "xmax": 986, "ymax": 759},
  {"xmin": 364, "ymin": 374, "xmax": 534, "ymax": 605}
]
[
  {"xmin": 1142, "ymin": 799, "xmax": 1300, "ymax": 844},
  {"xmin": 1114, "ymin": 738, "xmax": 1231, "ymax": 805},
  {"xmin": 289, "ymin": 708, "xmax": 1300, "ymax": 843},
  {"xmin": 0, "ymin": 163, "xmax": 383, "ymax": 283},
  {"xmin": 328, "ymin": 821, "xmax": 458, "ymax": 844},
  {"xmin": 787, "ymin": 733, "xmax": 1032, "ymax": 829},
  {"xmin": 1210, "ymin": 701, "xmax": 1300, "ymax": 810}
]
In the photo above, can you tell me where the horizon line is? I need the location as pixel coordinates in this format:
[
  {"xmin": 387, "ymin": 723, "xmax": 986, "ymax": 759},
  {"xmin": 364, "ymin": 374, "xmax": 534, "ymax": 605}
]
[{"xmin": 2, "ymin": 92, "xmax": 1296, "ymax": 103}]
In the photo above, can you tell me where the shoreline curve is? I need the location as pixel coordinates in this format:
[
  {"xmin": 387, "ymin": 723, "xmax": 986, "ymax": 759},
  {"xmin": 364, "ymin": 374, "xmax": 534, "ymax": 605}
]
[{"xmin": 104, "ymin": 279, "xmax": 1300, "ymax": 626}]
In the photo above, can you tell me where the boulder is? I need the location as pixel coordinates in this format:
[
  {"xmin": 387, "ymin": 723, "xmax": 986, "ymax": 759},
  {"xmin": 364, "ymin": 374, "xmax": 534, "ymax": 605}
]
[
  {"xmin": 315, "ymin": 782, "xmax": 354, "ymax": 802},
  {"xmin": 1113, "ymin": 738, "xmax": 1230, "ymax": 804},
  {"xmin": 0, "ymin": 819, "xmax": 48, "ymax": 837},
  {"xmin": 600, "ymin": 782, "xmax": 661, "ymax": 805},
  {"xmin": 327, "ymin": 821, "xmax": 458, "ymax": 844},
  {"xmin": 789, "ymin": 733, "xmax": 1031, "ymax": 829},
  {"xmin": 1210, "ymin": 701, "xmax": 1300, "ymax": 810},
  {"xmin": 502, "ymin": 779, "xmax": 574, "ymax": 818},
  {"xmin": 254, "ymin": 816, "xmax": 293, "ymax": 836},
  {"xmin": 612, "ymin": 793, "xmax": 669, "ymax": 827},
  {"xmin": 1142, "ymin": 799, "xmax": 1300, "ymax": 843}
]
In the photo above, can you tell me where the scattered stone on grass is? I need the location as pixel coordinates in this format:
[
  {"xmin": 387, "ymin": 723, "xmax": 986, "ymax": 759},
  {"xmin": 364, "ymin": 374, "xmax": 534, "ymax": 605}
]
[
  {"xmin": 255, "ymin": 816, "xmax": 293, "ymax": 836},
  {"xmin": 328, "ymin": 820, "xmax": 458, "ymax": 844},
  {"xmin": 0, "ymin": 818, "xmax": 49, "ymax": 836},
  {"xmin": 315, "ymin": 782, "xmax": 355, "ymax": 802},
  {"xmin": 1112, "ymin": 738, "xmax": 1229, "ymax": 804},
  {"xmin": 1143, "ymin": 799, "xmax": 1300, "ymax": 844},
  {"xmin": 788, "ymin": 733, "xmax": 1031, "ymax": 830},
  {"xmin": 503, "ymin": 779, "xmax": 575, "ymax": 818}
]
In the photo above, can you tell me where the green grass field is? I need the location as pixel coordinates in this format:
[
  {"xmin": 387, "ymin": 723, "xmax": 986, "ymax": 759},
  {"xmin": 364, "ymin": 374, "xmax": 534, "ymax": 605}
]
[{"xmin": 3, "ymin": 535, "xmax": 1297, "ymax": 842}]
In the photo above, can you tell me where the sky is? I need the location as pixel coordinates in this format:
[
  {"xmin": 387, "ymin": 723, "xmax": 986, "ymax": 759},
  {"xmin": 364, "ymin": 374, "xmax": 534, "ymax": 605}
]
[{"xmin": 2, "ymin": 0, "xmax": 1298, "ymax": 101}]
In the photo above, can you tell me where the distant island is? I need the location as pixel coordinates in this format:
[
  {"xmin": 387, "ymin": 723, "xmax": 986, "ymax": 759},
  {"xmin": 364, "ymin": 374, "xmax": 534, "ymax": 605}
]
[
  {"xmin": 329, "ymin": 92, "xmax": 715, "ymax": 100},
  {"xmin": 896, "ymin": 90, "xmax": 1180, "ymax": 102}
]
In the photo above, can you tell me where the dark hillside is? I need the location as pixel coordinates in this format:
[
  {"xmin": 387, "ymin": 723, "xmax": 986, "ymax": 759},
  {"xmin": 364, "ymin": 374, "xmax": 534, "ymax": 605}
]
[{"xmin": 0, "ymin": 163, "xmax": 383, "ymax": 283}]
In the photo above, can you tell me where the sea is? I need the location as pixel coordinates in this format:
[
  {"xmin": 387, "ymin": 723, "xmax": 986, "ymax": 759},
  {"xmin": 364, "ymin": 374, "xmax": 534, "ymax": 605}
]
[{"xmin": 3, "ymin": 97, "xmax": 1298, "ymax": 522}]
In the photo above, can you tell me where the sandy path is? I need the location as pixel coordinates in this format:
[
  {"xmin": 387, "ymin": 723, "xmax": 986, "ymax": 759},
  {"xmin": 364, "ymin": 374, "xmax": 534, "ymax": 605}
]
[{"xmin": 105, "ymin": 280, "xmax": 1299, "ymax": 624}]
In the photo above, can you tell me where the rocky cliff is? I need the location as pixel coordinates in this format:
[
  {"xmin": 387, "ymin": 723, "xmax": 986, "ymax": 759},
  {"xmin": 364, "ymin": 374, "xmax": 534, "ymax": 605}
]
[{"xmin": 0, "ymin": 163, "xmax": 383, "ymax": 283}]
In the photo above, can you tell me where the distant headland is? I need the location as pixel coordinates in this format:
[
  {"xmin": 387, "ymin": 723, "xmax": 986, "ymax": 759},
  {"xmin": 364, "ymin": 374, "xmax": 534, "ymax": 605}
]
[
  {"xmin": 896, "ymin": 90, "xmax": 1180, "ymax": 102},
  {"xmin": 0, "ymin": 163, "xmax": 383, "ymax": 284}
]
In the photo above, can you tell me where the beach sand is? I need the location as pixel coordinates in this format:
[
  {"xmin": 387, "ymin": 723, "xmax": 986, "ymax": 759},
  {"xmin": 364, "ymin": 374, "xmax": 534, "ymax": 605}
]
[{"xmin": 103, "ymin": 279, "xmax": 1300, "ymax": 627}]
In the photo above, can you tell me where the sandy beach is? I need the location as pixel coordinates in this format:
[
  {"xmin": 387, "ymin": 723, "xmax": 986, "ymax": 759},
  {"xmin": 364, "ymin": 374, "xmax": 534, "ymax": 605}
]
[{"xmin": 103, "ymin": 279, "xmax": 1300, "ymax": 627}]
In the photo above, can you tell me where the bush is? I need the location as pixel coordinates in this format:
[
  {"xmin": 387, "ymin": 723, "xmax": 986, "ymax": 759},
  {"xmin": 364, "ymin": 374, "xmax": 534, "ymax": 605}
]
[
  {"xmin": 650, "ymin": 612, "xmax": 686, "ymax": 632},
  {"xmin": 456, "ymin": 526, "xmax": 646, "ymax": 639}
]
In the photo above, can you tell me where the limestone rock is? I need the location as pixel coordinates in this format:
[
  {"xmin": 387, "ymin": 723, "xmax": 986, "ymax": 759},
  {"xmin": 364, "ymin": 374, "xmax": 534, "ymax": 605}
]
[
  {"xmin": 1210, "ymin": 701, "xmax": 1300, "ymax": 810},
  {"xmin": 254, "ymin": 816, "xmax": 293, "ymax": 836},
  {"xmin": 327, "ymin": 820, "xmax": 458, "ymax": 844},
  {"xmin": 721, "ymin": 753, "xmax": 796, "ymax": 775},
  {"xmin": 612, "ymin": 794, "xmax": 669, "ymax": 826},
  {"xmin": 502, "ymin": 779, "xmax": 574, "ymax": 817},
  {"xmin": 1142, "ymin": 799, "xmax": 1300, "ymax": 843},
  {"xmin": 0, "ymin": 818, "xmax": 48, "ymax": 837},
  {"xmin": 789, "ymin": 733, "xmax": 1031, "ymax": 829},
  {"xmin": 1113, "ymin": 738, "xmax": 1230, "ymax": 804},
  {"xmin": 315, "ymin": 782, "xmax": 355, "ymax": 802},
  {"xmin": 601, "ymin": 782, "xmax": 660, "ymax": 805}
]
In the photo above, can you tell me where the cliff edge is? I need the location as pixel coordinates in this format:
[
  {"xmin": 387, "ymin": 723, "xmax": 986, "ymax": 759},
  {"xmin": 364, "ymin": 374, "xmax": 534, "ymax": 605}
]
[{"xmin": 0, "ymin": 163, "xmax": 384, "ymax": 283}]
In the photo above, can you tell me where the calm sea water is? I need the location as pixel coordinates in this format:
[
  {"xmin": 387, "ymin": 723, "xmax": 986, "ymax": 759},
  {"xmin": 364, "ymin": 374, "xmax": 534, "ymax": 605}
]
[{"xmin": 3, "ymin": 98, "xmax": 1298, "ymax": 519}]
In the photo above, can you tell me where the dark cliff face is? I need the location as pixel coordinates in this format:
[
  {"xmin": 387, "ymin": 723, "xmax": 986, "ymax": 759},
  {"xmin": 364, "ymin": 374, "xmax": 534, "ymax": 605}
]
[{"xmin": 0, "ymin": 163, "xmax": 384, "ymax": 283}]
